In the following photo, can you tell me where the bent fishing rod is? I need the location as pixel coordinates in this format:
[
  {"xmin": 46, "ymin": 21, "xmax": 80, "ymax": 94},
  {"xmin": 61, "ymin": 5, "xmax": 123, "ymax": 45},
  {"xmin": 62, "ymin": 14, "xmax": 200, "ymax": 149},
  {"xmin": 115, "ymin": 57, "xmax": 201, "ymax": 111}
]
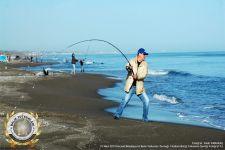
[
  {"xmin": 65, "ymin": 39, "xmax": 133, "ymax": 69},
  {"xmin": 32, "ymin": 39, "xmax": 133, "ymax": 89}
]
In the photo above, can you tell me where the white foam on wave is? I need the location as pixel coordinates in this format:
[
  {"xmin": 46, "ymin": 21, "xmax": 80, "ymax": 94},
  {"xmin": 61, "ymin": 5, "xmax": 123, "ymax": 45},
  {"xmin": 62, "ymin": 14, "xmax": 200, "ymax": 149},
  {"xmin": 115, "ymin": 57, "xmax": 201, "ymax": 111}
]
[
  {"xmin": 107, "ymin": 76, "xmax": 122, "ymax": 80},
  {"xmin": 148, "ymin": 70, "xmax": 169, "ymax": 76},
  {"xmin": 153, "ymin": 94, "xmax": 179, "ymax": 104},
  {"xmin": 200, "ymin": 118, "xmax": 225, "ymax": 130},
  {"xmin": 203, "ymin": 106, "xmax": 214, "ymax": 109},
  {"xmin": 85, "ymin": 60, "xmax": 94, "ymax": 65},
  {"xmin": 177, "ymin": 113, "xmax": 186, "ymax": 119},
  {"xmin": 202, "ymin": 119, "xmax": 210, "ymax": 123}
]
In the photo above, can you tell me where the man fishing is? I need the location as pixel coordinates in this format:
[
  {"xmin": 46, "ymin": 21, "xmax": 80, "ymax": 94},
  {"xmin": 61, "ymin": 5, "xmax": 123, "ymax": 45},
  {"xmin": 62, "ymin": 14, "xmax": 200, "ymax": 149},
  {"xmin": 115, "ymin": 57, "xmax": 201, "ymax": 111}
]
[{"xmin": 114, "ymin": 48, "xmax": 150, "ymax": 122}]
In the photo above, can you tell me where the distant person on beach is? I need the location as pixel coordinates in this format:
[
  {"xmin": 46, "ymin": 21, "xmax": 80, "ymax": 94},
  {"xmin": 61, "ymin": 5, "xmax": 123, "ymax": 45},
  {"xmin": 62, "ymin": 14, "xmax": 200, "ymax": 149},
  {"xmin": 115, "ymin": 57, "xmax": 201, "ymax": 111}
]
[
  {"xmin": 71, "ymin": 52, "xmax": 78, "ymax": 75},
  {"xmin": 114, "ymin": 48, "xmax": 150, "ymax": 122},
  {"xmin": 80, "ymin": 59, "xmax": 84, "ymax": 72},
  {"xmin": 30, "ymin": 56, "xmax": 33, "ymax": 62},
  {"xmin": 7, "ymin": 55, "xmax": 11, "ymax": 62}
]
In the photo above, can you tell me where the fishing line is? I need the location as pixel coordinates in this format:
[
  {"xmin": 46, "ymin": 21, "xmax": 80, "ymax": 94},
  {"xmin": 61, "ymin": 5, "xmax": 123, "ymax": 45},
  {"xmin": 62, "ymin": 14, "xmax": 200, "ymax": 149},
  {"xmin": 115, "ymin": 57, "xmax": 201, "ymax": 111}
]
[
  {"xmin": 32, "ymin": 39, "xmax": 134, "ymax": 89},
  {"xmin": 66, "ymin": 39, "xmax": 132, "ymax": 67}
]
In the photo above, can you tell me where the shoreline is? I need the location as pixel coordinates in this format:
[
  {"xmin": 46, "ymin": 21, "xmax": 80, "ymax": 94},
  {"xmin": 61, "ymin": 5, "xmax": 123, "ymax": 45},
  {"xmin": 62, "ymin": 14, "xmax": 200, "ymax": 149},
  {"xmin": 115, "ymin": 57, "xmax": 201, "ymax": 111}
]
[
  {"xmin": 26, "ymin": 72, "xmax": 225, "ymax": 132},
  {"xmin": 98, "ymin": 77, "xmax": 225, "ymax": 132},
  {"xmin": 0, "ymin": 62, "xmax": 224, "ymax": 149}
]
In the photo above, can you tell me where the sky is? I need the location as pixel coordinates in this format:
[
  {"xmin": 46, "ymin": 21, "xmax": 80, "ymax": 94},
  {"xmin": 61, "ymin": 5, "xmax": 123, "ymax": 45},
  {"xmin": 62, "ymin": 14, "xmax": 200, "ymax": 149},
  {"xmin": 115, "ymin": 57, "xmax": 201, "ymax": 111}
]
[{"xmin": 0, "ymin": 0, "xmax": 225, "ymax": 53}]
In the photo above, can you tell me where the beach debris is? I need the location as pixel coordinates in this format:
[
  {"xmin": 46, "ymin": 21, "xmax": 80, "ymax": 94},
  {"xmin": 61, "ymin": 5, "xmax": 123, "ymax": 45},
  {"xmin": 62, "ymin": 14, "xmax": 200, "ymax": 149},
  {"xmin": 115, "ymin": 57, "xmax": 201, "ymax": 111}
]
[
  {"xmin": 0, "ymin": 112, "xmax": 6, "ymax": 117},
  {"xmin": 20, "ymin": 95, "xmax": 24, "ymax": 99}
]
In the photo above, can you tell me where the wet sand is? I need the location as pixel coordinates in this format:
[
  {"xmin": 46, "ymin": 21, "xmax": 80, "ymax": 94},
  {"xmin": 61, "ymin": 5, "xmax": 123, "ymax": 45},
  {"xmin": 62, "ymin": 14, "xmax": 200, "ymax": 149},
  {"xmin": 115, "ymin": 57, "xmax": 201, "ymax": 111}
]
[{"xmin": 0, "ymin": 63, "xmax": 224, "ymax": 150}]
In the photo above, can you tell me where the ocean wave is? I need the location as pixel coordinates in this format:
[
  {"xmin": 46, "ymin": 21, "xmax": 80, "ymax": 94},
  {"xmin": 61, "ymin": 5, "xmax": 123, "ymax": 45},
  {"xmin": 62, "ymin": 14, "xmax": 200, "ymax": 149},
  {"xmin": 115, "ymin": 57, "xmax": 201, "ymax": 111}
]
[
  {"xmin": 148, "ymin": 69, "xmax": 192, "ymax": 77},
  {"xmin": 107, "ymin": 76, "xmax": 122, "ymax": 80},
  {"xmin": 153, "ymin": 94, "xmax": 180, "ymax": 104},
  {"xmin": 177, "ymin": 112, "xmax": 187, "ymax": 118},
  {"xmin": 203, "ymin": 106, "xmax": 215, "ymax": 109},
  {"xmin": 167, "ymin": 70, "xmax": 192, "ymax": 76},
  {"xmin": 148, "ymin": 70, "xmax": 169, "ymax": 76},
  {"xmin": 176, "ymin": 113, "xmax": 225, "ymax": 130},
  {"xmin": 205, "ymin": 122, "xmax": 225, "ymax": 130},
  {"xmin": 85, "ymin": 60, "xmax": 94, "ymax": 65},
  {"xmin": 203, "ymin": 105, "xmax": 225, "ymax": 111},
  {"xmin": 200, "ymin": 118, "xmax": 225, "ymax": 130}
]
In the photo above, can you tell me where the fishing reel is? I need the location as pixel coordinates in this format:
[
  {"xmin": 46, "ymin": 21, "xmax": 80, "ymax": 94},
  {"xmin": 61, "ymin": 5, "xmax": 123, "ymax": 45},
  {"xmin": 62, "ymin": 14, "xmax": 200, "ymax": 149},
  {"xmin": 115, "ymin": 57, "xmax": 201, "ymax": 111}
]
[{"xmin": 126, "ymin": 66, "xmax": 133, "ymax": 73}]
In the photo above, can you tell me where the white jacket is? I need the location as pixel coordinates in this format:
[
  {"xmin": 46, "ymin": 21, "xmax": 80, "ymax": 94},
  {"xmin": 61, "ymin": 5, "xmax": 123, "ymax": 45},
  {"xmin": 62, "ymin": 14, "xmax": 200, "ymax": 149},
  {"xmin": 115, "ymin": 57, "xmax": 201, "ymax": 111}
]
[{"xmin": 124, "ymin": 57, "xmax": 148, "ymax": 95}]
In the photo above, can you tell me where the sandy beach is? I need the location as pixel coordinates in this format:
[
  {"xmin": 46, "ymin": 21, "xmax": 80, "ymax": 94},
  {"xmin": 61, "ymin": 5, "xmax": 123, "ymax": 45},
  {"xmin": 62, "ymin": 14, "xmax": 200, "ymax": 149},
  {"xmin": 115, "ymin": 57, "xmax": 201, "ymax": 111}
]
[{"xmin": 0, "ymin": 62, "xmax": 224, "ymax": 150}]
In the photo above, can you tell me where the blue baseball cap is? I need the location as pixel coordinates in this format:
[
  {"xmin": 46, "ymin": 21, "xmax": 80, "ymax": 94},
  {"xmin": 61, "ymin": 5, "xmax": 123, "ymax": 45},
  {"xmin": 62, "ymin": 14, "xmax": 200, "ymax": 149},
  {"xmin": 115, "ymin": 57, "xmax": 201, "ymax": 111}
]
[{"xmin": 137, "ymin": 48, "xmax": 148, "ymax": 55}]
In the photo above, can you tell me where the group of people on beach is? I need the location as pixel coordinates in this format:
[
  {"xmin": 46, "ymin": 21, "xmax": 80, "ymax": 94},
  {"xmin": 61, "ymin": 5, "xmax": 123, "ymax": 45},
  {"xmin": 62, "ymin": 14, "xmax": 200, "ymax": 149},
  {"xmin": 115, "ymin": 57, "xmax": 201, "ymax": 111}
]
[
  {"xmin": 39, "ymin": 52, "xmax": 84, "ymax": 77},
  {"xmin": 71, "ymin": 52, "xmax": 85, "ymax": 75}
]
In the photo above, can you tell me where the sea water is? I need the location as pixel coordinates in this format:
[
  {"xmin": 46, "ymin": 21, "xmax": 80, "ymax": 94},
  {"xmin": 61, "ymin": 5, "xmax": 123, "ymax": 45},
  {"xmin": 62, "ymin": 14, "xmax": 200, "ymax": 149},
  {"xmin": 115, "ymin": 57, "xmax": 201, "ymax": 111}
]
[{"xmin": 24, "ymin": 51, "xmax": 225, "ymax": 130}]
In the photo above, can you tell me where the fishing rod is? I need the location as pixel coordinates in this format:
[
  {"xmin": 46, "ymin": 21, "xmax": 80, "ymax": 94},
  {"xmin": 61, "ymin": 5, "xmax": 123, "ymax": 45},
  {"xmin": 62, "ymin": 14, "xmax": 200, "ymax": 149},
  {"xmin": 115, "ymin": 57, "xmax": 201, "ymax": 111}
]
[
  {"xmin": 65, "ymin": 39, "xmax": 132, "ymax": 67},
  {"xmin": 31, "ymin": 39, "xmax": 133, "ymax": 89}
]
